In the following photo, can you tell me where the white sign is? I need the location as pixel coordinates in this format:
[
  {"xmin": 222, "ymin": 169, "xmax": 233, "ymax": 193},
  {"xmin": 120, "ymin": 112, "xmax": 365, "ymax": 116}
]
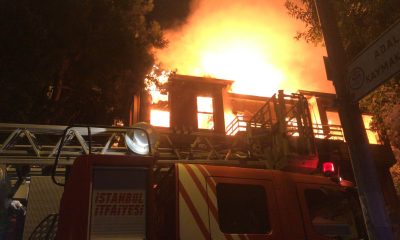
[
  {"xmin": 91, "ymin": 190, "xmax": 146, "ymax": 240},
  {"xmin": 347, "ymin": 19, "xmax": 400, "ymax": 101},
  {"xmin": 90, "ymin": 167, "xmax": 147, "ymax": 240}
]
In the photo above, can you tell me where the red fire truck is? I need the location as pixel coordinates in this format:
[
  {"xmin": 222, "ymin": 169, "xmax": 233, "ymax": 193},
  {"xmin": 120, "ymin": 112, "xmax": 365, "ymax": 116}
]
[
  {"xmin": 3, "ymin": 86, "xmax": 395, "ymax": 239},
  {"xmin": 0, "ymin": 123, "xmax": 364, "ymax": 240},
  {"xmin": 53, "ymin": 154, "xmax": 366, "ymax": 240}
]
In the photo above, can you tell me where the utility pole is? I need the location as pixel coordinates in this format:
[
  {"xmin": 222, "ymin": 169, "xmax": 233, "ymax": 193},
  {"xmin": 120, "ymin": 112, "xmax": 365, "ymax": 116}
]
[{"xmin": 313, "ymin": 1, "xmax": 394, "ymax": 239}]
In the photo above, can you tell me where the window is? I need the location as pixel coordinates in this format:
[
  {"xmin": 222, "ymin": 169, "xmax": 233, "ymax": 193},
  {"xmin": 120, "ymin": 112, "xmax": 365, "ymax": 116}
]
[
  {"xmin": 304, "ymin": 188, "xmax": 361, "ymax": 239},
  {"xmin": 197, "ymin": 96, "xmax": 214, "ymax": 130},
  {"xmin": 150, "ymin": 109, "xmax": 170, "ymax": 127},
  {"xmin": 308, "ymin": 96, "xmax": 324, "ymax": 139},
  {"xmin": 216, "ymin": 183, "xmax": 270, "ymax": 234},
  {"xmin": 362, "ymin": 115, "xmax": 380, "ymax": 144},
  {"xmin": 326, "ymin": 111, "xmax": 344, "ymax": 141}
]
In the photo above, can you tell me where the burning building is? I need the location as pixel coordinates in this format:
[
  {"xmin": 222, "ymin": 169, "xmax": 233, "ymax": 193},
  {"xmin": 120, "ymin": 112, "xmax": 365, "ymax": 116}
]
[
  {"xmin": 129, "ymin": 73, "xmax": 399, "ymax": 217},
  {"xmin": 126, "ymin": 0, "xmax": 399, "ymax": 222}
]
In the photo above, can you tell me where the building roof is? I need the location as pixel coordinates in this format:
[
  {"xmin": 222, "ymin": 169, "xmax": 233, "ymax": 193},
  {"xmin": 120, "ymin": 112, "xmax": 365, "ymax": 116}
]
[
  {"xmin": 170, "ymin": 74, "xmax": 234, "ymax": 86},
  {"xmin": 298, "ymin": 89, "xmax": 336, "ymax": 99}
]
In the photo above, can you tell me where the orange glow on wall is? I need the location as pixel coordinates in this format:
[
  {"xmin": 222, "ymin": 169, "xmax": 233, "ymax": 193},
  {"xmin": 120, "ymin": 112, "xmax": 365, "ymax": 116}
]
[
  {"xmin": 156, "ymin": 0, "xmax": 335, "ymax": 97},
  {"xmin": 150, "ymin": 110, "xmax": 170, "ymax": 127},
  {"xmin": 326, "ymin": 111, "xmax": 341, "ymax": 125}
]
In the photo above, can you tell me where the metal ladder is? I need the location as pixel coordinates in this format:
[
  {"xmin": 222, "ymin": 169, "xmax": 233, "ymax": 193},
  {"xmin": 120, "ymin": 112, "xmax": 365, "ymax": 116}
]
[{"xmin": 0, "ymin": 123, "xmax": 140, "ymax": 167}]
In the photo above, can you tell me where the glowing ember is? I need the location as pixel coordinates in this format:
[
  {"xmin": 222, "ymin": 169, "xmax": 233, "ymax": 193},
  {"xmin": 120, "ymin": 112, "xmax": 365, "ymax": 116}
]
[{"xmin": 156, "ymin": 0, "xmax": 334, "ymax": 97}]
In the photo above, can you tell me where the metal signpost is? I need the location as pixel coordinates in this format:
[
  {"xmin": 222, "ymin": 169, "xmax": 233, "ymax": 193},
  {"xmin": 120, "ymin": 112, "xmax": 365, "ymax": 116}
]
[
  {"xmin": 347, "ymin": 19, "xmax": 400, "ymax": 101},
  {"xmin": 314, "ymin": 1, "xmax": 397, "ymax": 239}
]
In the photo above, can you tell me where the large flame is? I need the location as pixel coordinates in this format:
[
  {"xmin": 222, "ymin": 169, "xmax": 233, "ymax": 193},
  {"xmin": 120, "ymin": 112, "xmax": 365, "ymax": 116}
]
[
  {"xmin": 156, "ymin": 0, "xmax": 335, "ymax": 97},
  {"xmin": 145, "ymin": 65, "xmax": 171, "ymax": 127},
  {"xmin": 145, "ymin": 65, "xmax": 171, "ymax": 104}
]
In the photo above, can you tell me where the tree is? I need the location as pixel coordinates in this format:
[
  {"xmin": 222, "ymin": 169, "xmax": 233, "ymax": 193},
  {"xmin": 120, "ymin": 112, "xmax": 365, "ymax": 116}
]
[
  {"xmin": 0, "ymin": 0, "xmax": 166, "ymax": 125},
  {"xmin": 285, "ymin": 1, "xmax": 400, "ymax": 56},
  {"xmin": 285, "ymin": 0, "xmax": 400, "ymax": 195}
]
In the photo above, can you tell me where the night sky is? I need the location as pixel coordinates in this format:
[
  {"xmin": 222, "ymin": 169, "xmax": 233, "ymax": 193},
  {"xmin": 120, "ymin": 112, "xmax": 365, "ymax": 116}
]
[{"xmin": 149, "ymin": 0, "xmax": 192, "ymax": 29}]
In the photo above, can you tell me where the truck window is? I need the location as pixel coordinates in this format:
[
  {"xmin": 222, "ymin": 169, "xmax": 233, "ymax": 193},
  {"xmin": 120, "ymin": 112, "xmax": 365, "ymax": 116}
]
[
  {"xmin": 216, "ymin": 183, "xmax": 270, "ymax": 234},
  {"xmin": 304, "ymin": 188, "xmax": 360, "ymax": 239}
]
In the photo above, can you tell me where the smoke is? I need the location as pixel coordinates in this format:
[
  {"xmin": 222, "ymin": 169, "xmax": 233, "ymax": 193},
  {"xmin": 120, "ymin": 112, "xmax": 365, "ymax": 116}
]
[{"xmin": 155, "ymin": 0, "xmax": 335, "ymax": 97}]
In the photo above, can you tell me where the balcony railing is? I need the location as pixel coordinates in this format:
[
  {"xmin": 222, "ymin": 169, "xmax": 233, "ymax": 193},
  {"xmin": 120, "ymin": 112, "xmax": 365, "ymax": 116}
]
[{"xmin": 225, "ymin": 115, "xmax": 249, "ymax": 136}]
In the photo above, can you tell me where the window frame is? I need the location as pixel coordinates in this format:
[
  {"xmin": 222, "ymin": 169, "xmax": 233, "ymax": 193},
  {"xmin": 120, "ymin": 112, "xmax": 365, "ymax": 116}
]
[
  {"xmin": 216, "ymin": 182, "xmax": 271, "ymax": 234},
  {"xmin": 196, "ymin": 96, "xmax": 215, "ymax": 130},
  {"xmin": 207, "ymin": 176, "xmax": 281, "ymax": 239},
  {"xmin": 296, "ymin": 183, "xmax": 362, "ymax": 240}
]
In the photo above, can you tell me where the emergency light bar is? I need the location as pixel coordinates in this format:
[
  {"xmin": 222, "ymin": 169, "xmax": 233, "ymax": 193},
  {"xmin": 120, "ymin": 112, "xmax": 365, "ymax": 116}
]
[{"xmin": 322, "ymin": 162, "xmax": 335, "ymax": 177}]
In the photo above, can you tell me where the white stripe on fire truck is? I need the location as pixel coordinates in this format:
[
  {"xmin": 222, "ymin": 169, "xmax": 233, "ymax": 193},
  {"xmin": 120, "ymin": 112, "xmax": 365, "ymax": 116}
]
[
  {"xmin": 178, "ymin": 164, "xmax": 211, "ymax": 239},
  {"xmin": 185, "ymin": 165, "xmax": 235, "ymax": 240},
  {"xmin": 197, "ymin": 165, "xmax": 252, "ymax": 240},
  {"xmin": 197, "ymin": 165, "xmax": 216, "ymax": 193},
  {"xmin": 196, "ymin": 165, "xmax": 236, "ymax": 240},
  {"xmin": 183, "ymin": 164, "xmax": 219, "ymax": 218},
  {"xmin": 179, "ymin": 165, "xmax": 209, "ymax": 222},
  {"xmin": 178, "ymin": 180, "xmax": 210, "ymax": 239}
]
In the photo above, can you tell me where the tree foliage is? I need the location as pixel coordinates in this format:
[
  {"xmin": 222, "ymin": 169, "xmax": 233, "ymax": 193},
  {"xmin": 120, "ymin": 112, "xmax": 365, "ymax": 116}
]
[
  {"xmin": 285, "ymin": 0, "xmax": 400, "ymax": 143},
  {"xmin": 0, "ymin": 0, "xmax": 166, "ymax": 125},
  {"xmin": 285, "ymin": 0, "xmax": 400, "ymax": 194},
  {"xmin": 285, "ymin": 0, "xmax": 400, "ymax": 57}
]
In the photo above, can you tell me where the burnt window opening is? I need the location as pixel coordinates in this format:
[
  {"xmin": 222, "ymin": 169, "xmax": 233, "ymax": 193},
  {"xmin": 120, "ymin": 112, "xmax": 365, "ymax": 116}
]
[
  {"xmin": 197, "ymin": 96, "xmax": 214, "ymax": 130},
  {"xmin": 216, "ymin": 183, "xmax": 270, "ymax": 234},
  {"xmin": 361, "ymin": 114, "xmax": 380, "ymax": 144},
  {"xmin": 150, "ymin": 109, "xmax": 170, "ymax": 128},
  {"xmin": 304, "ymin": 188, "xmax": 361, "ymax": 239},
  {"xmin": 325, "ymin": 111, "xmax": 344, "ymax": 141}
]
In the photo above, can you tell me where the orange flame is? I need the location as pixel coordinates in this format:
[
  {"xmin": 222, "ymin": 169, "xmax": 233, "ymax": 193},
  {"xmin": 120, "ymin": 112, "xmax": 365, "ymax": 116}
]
[
  {"xmin": 146, "ymin": 65, "xmax": 172, "ymax": 127},
  {"xmin": 145, "ymin": 65, "xmax": 171, "ymax": 104},
  {"xmin": 156, "ymin": 0, "xmax": 335, "ymax": 97}
]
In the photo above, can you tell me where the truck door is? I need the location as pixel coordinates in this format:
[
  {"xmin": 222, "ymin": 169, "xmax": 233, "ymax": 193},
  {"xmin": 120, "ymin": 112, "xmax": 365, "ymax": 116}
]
[
  {"xmin": 296, "ymin": 183, "xmax": 366, "ymax": 240},
  {"xmin": 206, "ymin": 176, "xmax": 282, "ymax": 240}
]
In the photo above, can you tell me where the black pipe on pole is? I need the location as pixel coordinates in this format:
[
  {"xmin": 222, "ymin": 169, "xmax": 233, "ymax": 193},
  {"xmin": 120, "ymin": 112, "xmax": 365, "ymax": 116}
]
[{"xmin": 313, "ymin": 1, "xmax": 394, "ymax": 239}]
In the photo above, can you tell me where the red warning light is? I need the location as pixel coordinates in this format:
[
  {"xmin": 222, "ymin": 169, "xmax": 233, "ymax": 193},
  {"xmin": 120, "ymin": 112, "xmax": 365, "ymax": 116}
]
[{"xmin": 322, "ymin": 162, "xmax": 335, "ymax": 176}]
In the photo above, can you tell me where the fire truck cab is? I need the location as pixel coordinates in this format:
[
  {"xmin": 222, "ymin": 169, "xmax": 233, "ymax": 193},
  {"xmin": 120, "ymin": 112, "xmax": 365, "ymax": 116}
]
[
  {"xmin": 158, "ymin": 163, "xmax": 365, "ymax": 240},
  {"xmin": 54, "ymin": 154, "xmax": 365, "ymax": 240}
]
